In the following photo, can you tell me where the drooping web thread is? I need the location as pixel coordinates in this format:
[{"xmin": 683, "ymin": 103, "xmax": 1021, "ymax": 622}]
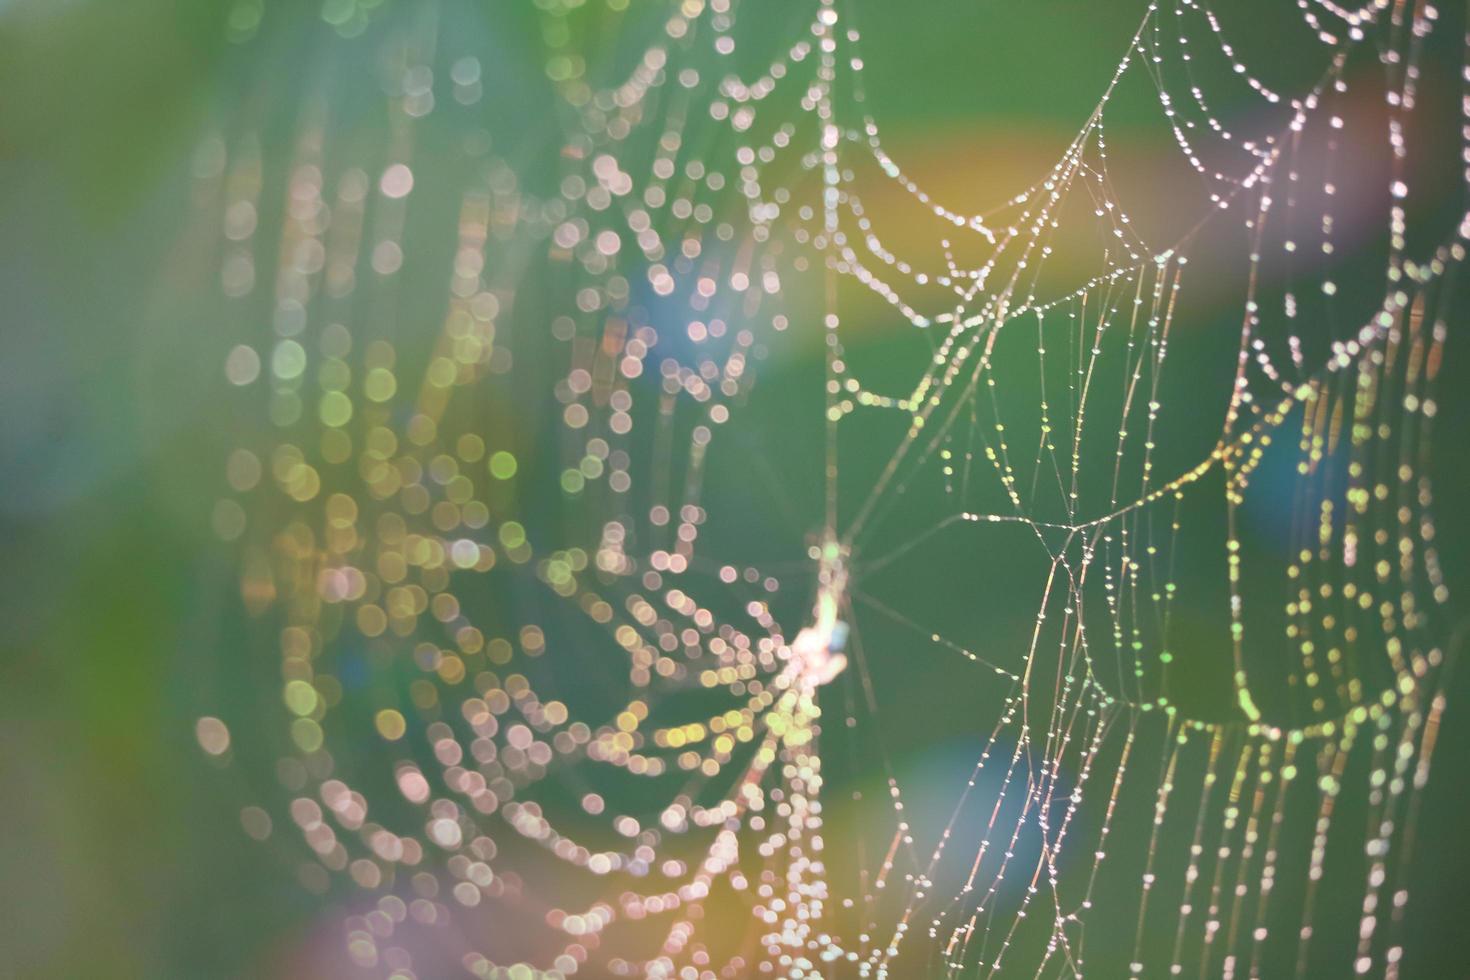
[{"xmin": 192, "ymin": 0, "xmax": 1468, "ymax": 977}]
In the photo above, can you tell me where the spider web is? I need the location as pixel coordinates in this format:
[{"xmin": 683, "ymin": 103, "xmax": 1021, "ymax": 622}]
[{"xmin": 194, "ymin": 0, "xmax": 1467, "ymax": 977}]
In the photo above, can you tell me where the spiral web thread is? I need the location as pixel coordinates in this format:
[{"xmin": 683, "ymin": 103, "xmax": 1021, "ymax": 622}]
[{"xmin": 195, "ymin": 0, "xmax": 1467, "ymax": 977}]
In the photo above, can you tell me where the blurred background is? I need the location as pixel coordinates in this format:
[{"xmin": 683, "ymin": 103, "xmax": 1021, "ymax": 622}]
[{"xmin": 4, "ymin": 1, "xmax": 1470, "ymax": 977}]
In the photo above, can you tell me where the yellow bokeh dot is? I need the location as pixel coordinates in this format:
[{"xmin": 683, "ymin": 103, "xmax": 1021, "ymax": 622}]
[
  {"xmin": 319, "ymin": 390, "xmax": 353, "ymax": 427},
  {"xmin": 291, "ymin": 717, "xmax": 323, "ymax": 752},
  {"xmin": 357, "ymin": 604, "xmax": 387, "ymax": 637},
  {"xmin": 283, "ymin": 679, "xmax": 318, "ymax": 717},
  {"xmin": 364, "ymin": 367, "xmax": 397, "ymax": 402},
  {"xmin": 456, "ymin": 433, "xmax": 485, "ymax": 461},
  {"xmin": 489, "ymin": 451, "xmax": 517, "ymax": 480},
  {"xmin": 375, "ymin": 708, "xmax": 407, "ymax": 741},
  {"xmin": 498, "ymin": 521, "xmax": 526, "ymax": 550}
]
